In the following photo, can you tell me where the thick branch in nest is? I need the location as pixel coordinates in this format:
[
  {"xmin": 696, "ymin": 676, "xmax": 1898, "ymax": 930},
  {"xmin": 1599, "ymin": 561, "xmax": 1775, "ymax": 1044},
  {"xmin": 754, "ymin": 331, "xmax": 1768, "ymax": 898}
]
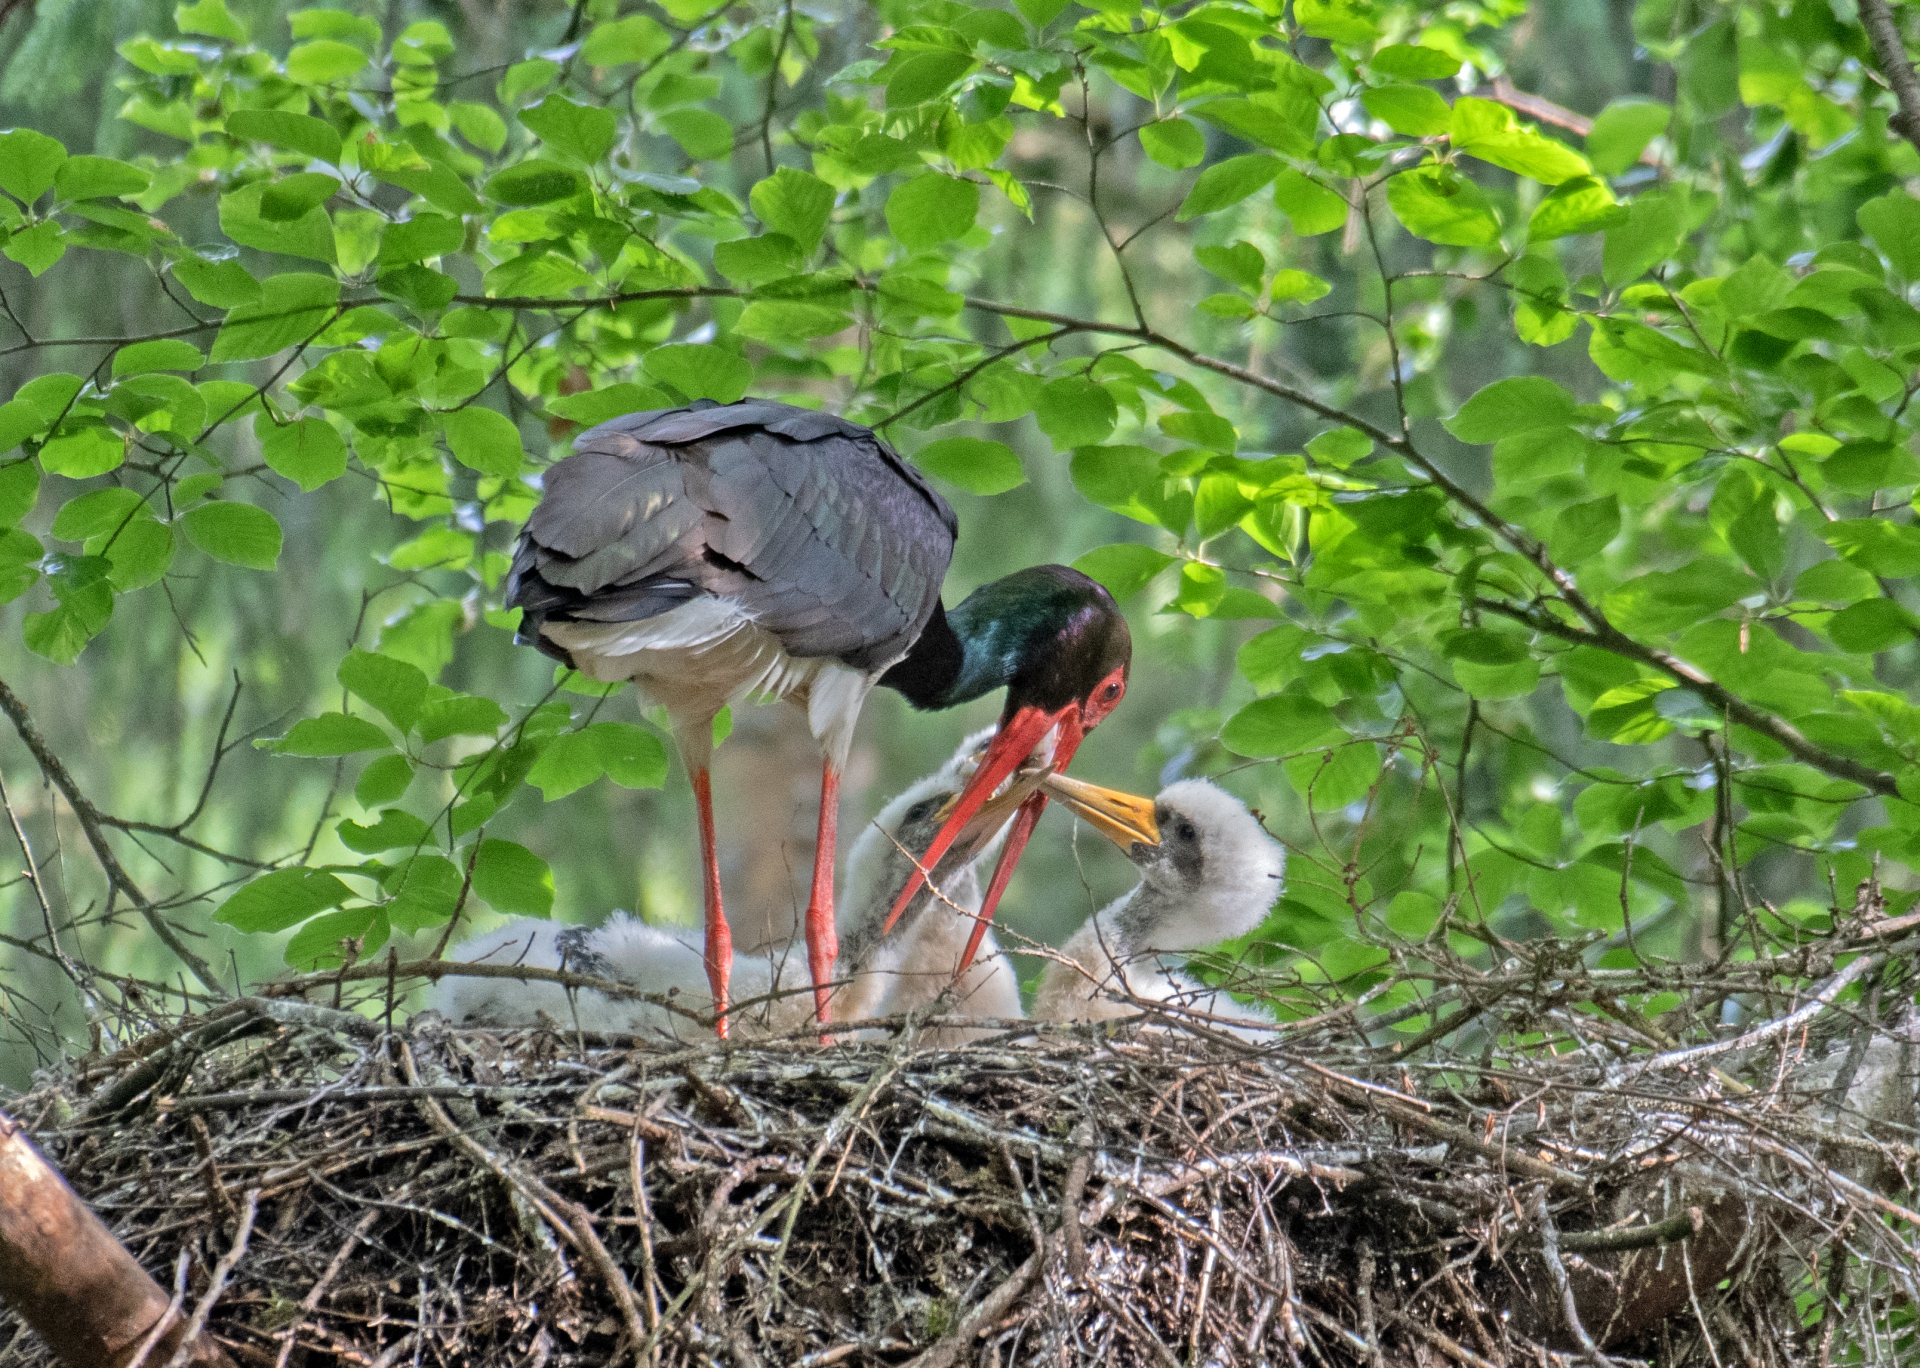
[{"xmin": 0, "ymin": 1108, "xmax": 231, "ymax": 1368}]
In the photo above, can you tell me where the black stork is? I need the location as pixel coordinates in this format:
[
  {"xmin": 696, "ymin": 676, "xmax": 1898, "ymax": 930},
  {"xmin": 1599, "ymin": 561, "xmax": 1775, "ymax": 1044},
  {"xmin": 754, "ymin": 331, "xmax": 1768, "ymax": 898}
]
[{"xmin": 505, "ymin": 398, "xmax": 1132, "ymax": 1034}]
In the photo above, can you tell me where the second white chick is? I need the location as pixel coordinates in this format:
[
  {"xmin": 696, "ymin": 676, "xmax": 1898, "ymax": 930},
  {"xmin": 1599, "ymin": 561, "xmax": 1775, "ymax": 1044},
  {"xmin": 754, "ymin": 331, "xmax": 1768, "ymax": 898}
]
[{"xmin": 1032, "ymin": 779, "xmax": 1283, "ymax": 1033}]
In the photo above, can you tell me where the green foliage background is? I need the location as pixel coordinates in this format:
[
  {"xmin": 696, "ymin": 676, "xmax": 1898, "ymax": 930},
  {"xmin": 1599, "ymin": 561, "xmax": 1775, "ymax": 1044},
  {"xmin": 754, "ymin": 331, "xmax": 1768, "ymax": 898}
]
[{"xmin": 0, "ymin": 0, "xmax": 1911, "ymax": 1087}]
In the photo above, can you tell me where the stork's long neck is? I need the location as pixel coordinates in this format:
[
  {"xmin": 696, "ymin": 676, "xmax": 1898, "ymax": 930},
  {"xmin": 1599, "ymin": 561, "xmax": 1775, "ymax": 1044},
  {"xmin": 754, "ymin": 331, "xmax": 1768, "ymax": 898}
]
[{"xmin": 879, "ymin": 599, "xmax": 1016, "ymax": 711}]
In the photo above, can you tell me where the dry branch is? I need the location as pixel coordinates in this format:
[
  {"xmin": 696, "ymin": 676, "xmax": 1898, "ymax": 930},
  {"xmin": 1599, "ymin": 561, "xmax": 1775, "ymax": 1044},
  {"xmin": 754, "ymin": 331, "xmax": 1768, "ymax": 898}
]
[{"xmin": 0, "ymin": 1109, "xmax": 230, "ymax": 1368}]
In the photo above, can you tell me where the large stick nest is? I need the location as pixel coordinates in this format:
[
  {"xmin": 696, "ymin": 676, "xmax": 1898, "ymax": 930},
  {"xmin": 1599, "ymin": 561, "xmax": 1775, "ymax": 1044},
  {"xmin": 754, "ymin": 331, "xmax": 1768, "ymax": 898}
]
[{"xmin": 3, "ymin": 956, "xmax": 1918, "ymax": 1368}]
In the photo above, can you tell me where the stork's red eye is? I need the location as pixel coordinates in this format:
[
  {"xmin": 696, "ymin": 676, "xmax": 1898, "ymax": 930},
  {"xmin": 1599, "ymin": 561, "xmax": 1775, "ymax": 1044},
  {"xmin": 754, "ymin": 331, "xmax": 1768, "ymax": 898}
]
[{"xmin": 1103, "ymin": 682, "xmax": 1121, "ymax": 700}]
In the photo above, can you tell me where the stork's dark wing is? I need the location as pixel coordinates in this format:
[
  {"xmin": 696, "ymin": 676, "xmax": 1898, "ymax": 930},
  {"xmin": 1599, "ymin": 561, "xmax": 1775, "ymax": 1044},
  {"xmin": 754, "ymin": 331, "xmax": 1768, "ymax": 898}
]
[{"xmin": 507, "ymin": 400, "xmax": 958, "ymax": 672}]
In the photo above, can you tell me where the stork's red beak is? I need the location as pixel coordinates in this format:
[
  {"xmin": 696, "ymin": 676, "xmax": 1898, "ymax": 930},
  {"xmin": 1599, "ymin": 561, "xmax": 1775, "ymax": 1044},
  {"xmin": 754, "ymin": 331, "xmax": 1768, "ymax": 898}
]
[{"xmin": 881, "ymin": 702, "xmax": 1069, "ymax": 935}]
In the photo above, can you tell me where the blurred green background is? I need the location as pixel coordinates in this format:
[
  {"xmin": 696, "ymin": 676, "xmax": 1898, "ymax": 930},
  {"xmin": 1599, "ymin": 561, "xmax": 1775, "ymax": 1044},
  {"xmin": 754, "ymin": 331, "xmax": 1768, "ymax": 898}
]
[{"xmin": 0, "ymin": 0, "xmax": 1652, "ymax": 1087}]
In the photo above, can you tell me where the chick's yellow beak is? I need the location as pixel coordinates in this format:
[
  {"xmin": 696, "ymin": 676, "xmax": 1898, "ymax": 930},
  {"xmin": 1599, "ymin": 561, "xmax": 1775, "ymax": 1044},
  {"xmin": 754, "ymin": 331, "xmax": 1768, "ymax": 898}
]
[{"xmin": 1038, "ymin": 772, "xmax": 1161, "ymax": 850}]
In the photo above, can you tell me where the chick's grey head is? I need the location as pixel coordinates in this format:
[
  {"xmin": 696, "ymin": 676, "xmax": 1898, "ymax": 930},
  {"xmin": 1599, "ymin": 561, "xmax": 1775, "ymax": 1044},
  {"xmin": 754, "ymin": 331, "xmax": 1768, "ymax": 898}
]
[
  {"xmin": 839, "ymin": 729, "xmax": 1008, "ymax": 950},
  {"xmin": 1122, "ymin": 779, "xmax": 1285, "ymax": 953}
]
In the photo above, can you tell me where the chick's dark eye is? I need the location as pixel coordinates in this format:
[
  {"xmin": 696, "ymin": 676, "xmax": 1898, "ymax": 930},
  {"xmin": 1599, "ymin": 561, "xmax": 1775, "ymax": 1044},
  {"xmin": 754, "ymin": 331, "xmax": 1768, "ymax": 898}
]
[
  {"xmin": 1177, "ymin": 820, "xmax": 1197, "ymax": 842},
  {"xmin": 905, "ymin": 800, "xmax": 936, "ymax": 821}
]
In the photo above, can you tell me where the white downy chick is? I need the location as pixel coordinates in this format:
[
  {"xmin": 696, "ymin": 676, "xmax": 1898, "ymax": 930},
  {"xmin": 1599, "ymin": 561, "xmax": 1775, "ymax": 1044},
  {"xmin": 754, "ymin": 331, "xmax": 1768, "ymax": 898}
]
[
  {"xmin": 1032, "ymin": 779, "xmax": 1284, "ymax": 1033},
  {"xmin": 430, "ymin": 730, "xmax": 1029, "ymax": 1042}
]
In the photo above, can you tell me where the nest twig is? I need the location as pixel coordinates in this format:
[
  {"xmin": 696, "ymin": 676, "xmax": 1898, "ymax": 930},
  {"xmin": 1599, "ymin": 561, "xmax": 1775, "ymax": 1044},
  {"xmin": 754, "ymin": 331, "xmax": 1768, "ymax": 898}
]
[{"xmin": 2, "ymin": 938, "xmax": 1916, "ymax": 1368}]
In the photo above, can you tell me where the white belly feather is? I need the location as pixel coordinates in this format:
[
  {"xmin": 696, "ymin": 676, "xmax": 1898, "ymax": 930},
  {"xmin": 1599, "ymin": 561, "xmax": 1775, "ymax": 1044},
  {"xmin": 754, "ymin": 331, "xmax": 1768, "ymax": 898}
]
[{"xmin": 541, "ymin": 597, "xmax": 874, "ymax": 768}]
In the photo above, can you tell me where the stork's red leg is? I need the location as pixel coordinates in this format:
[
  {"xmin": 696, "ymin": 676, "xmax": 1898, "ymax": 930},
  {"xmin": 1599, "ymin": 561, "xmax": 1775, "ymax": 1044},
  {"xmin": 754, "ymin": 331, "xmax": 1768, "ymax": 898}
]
[
  {"xmin": 804, "ymin": 760, "xmax": 840, "ymax": 1027},
  {"xmin": 691, "ymin": 767, "xmax": 732, "ymax": 1038}
]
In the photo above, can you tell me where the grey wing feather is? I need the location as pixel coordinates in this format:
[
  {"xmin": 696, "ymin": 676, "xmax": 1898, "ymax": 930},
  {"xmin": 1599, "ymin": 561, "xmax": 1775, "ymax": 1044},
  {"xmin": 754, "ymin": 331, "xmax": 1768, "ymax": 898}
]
[{"xmin": 508, "ymin": 400, "xmax": 957, "ymax": 672}]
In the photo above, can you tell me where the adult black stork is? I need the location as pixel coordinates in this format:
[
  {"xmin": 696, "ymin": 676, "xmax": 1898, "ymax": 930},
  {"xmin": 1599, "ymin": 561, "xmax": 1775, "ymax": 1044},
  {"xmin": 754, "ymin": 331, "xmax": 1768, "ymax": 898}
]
[{"xmin": 505, "ymin": 399, "xmax": 1132, "ymax": 1034}]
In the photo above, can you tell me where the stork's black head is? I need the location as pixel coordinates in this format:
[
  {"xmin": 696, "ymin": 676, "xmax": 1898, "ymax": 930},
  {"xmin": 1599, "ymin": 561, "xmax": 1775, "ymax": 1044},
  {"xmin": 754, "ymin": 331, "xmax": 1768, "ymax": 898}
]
[{"xmin": 883, "ymin": 564, "xmax": 1131, "ymax": 722}]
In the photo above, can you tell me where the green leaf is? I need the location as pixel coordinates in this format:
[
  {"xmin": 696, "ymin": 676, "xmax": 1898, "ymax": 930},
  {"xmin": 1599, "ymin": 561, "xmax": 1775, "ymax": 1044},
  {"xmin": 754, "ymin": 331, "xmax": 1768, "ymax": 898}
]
[
  {"xmin": 338, "ymin": 808, "xmax": 431, "ymax": 854},
  {"xmin": 0, "ymin": 128, "xmax": 65, "ymax": 204},
  {"xmin": 380, "ymin": 599, "xmax": 463, "ymax": 680},
  {"xmin": 885, "ymin": 50, "xmax": 975, "ymax": 108},
  {"xmin": 644, "ymin": 344, "xmax": 751, "ymax": 404},
  {"xmin": 1827, "ymin": 599, "xmax": 1920, "ymax": 654},
  {"xmin": 1602, "ymin": 190, "xmax": 1686, "ymax": 286},
  {"xmin": 1139, "ymin": 119, "xmax": 1205, "ymax": 169},
  {"xmin": 1177, "ymin": 154, "xmax": 1281, "ymax": 222},
  {"xmin": 484, "ymin": 161, "xmax": 583, "ymax": 206},
  {"xmin": 472, "ymin": 839, "xmax": 555, "ymax": 916},
  {"xmin": 734, "ymin": 300, "xmax": 851, "ymax": 343},
  {"xmin": 442, "ymin": 407, "xmax": 524, "ymax": 478},
  {"xmin": 218, "ymin": 181, "xmax": 335, "ymax": 262},
  {"xmin": 1221, "ymin": 693, "xmax": 1343, "ymax": 757},
  {"xmin": 1386, "ymin": 165, "xmax": 1501, "ymax": 248},
  {"xmin": 211, "ymin": 272, "xmax": 340, "ymax": 361},
  {"xmin": 521, "ymin": 94, "xmax": 617, "ymax": 163},
  {"xmin": 417, "ymin": 694, "xmax": 509, "ymax": 744},
  {"xmin": 214, "ymin": 867, "xmax": 352, "ymax": 934},
  {"xmin": 259, "ymin": 172, "xmax": 340, "ymax": 222},
  {"xmin": 1296, "ymin": 0, "xmax": 1378, "ymax": 42},
  {"xmin": 594, "ymin": 722, "xmax": 668, "ymax": 787},
  {"xmin": 1269, "ymin": 269, "xmax": 1331, "ymax": 304},
  {"xmin": 1074, "ymin": 543, "xmax": 1174, "ymax": 600},
  {"xmin": 1441, "ymin": 627, "xmax": 1531, "ymax": 665},
  {"xmin": 912, "ymin": 437, "xmax": 1025, "ymax": 495},
  {"xmin": 39, "ymin": 427, "xmax": 123, "ymax": 479},
  {"xmin": 547, "ymin": 383, "xmax": 670, "ymax": 427},
  {"xmin": 113, "ymin": 339, "xmax": 203, "ymax": 376},
  {"xmin": 338, "ymin": 649, "xmax": 430, "ymax": 733},
  {"xmin": 0, "ymin": 461, "xmax": 37, "ymax": 525},
  {"xmin": 1037, "ymin": 377, "xmax": 1117, "ymax": 449},
  {"xmin": 356, "ymin": 754, "xmax": 415, "ymax": 807},
  {"xmin": 886, "ymin": 173, "xmax": 979, "ymax": 250},
  {"xmin": 173, "ymin": 256, "xmax": 261, "ymax": 308},
  {"xmin": 182, "ymin": 501, "xmax": 282, "ymax": 569},
  {"xmin": 1369, "ymin": 44, "xmax": 1460, "ymax": 79},
  {"xmin": 1550, "ymin": 495, "xmax": 1619, "ymax": 563},
  {"xmin": 450, "ymin": 101, "xmax": 508, "ymax": 154},
  {"xmin": 1586, "ymin": 98, "xmax": 1669, "ymax": 177},
  {"xmin": 527, "ymin": 721, "xmax": 667, "ymax": 798},
  {"xmin": 225, "ymin": 109, "xmax": 342, "ymax": 163},
  {"xmin": 1821, "ymin": 519, "xmax": 1920, "ymax": 578},
  {"xmin": 1306, "ymin": 428, "xmax": 1371, "ymax": 468},
  {"xmin": 53, "ymin": 156, "xmax": 149, "ymax": 202},
  {"xmin": 713, "ymin": 233, "xmax": 802, "ymax": 284},
  {"xmin": 257, "ymin": 415, "xmax": 348, "ymax": 491},
  {"xmin": 3, "ymin": 222, "xmax": 64, "ymax": 276},
  {"xmin": 658, "ymin": 108, "xmax": 735, "ymax": 160},
  {"xmin": 384, "ymin": 854, "xmax": 463, "ymax": 933},
  {"xmin": 51, "ymin": 487, "xmax": 144, "ymax": 541},
  {"xmin": 286, "ymin": 39, "xmax": 368, "ymax": 84},
  {"xmin": 1528, "ymin": 176, "xmax": 1622, "ymax": 241},
  {"xmin": 583, "ymin": 13, "xmax": 671, "ymax": 65},
  {"xmin": 284, "ymin": 906, "xmax": 386, "ymax": 970},
  {"xmin": 1189, "ymin": 100, "xmax": 1313, "ymax": 158},
  {"xmin": 1271, "ymin": 170, "xmax": 1348, "ymax": 235},
  {"xmin": 1859, "ymin": 192, "xmax": 1920, "ymax": 282},
  {"xmin": 0, "ymin": 527, "xmax": 39, "ymax": 602},
  {"xmin": 1444, "ymin": 377, "xmax": 1577, "ymax": 443},
  {"xmin": 174, "ymin": 0, "xmax": 247, "ymax": 42},
  {"xmin": 1451, "ymin": 98, "xmax": 1590, "ymax": 184},
  {"xmin": 1360, "ymin": 84, "xmax": 1451, "ymax": 137},
  {"xmin": 750, "ymin": 167, "xmax": 836, "ymax": 254},
  {"xmin": 1196, "ymin": 241, "xmax": 1265, "ymax": 292},
  {"xmin": 268, "ymin": 712, "xmax": 394, "ymax": 756}
]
